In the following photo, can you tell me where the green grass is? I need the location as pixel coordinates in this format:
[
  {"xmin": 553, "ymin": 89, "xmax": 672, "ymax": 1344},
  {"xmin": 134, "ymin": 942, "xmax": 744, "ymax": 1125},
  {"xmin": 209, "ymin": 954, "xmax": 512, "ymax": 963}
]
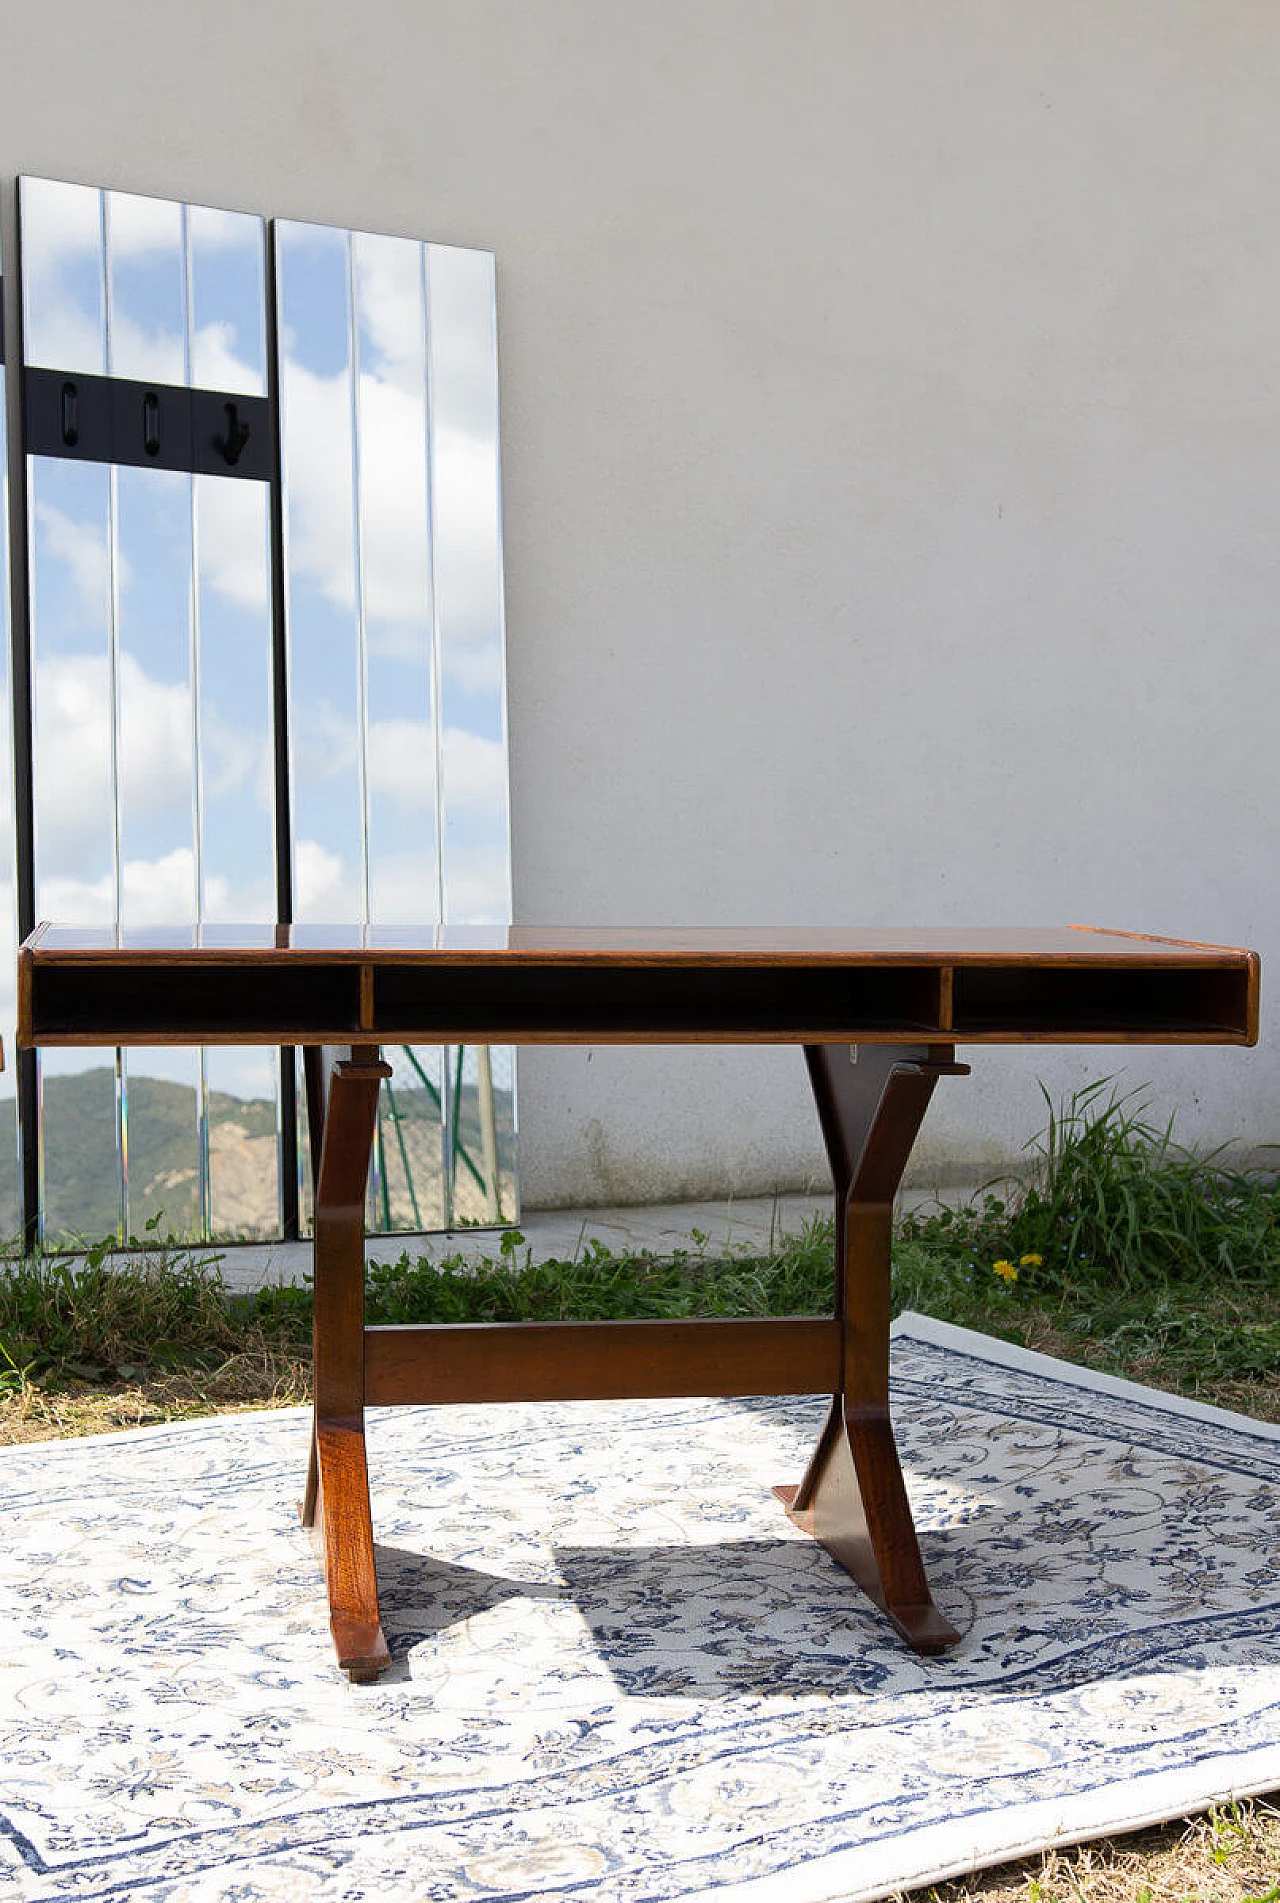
[{"xmin": 0, "ymin": 1079, "xmax": 1276, "ymax": 1418}]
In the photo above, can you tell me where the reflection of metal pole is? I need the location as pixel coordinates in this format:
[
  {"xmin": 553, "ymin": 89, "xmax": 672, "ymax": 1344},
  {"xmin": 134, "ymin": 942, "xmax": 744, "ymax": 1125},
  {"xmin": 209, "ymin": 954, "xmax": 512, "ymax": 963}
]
[
  {"xmin": 382, "ymin": 1078, "xmax": 422, "ymax": 1228},
  {"xmin": 475, "ymin": 1045, "xmax": 501, "ymax": 1221},
  {"xmin": 403, "ymin": 1045, "xmax": 487, "ymax": 1196}
]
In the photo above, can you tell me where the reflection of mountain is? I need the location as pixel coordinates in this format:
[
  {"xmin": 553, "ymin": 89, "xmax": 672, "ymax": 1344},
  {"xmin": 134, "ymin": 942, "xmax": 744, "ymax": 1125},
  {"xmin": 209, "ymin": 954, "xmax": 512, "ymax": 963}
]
[{"xmin": 0, "ymin": 1068, "xmax": 516, "ymax": 1247}]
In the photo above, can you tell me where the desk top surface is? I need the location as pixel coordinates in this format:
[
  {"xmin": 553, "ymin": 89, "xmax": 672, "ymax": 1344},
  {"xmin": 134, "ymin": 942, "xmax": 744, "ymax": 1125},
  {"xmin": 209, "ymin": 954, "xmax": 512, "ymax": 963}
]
[{"xmin": 20, "ymin": 923, "xmax": 1257, "ymax": 967}]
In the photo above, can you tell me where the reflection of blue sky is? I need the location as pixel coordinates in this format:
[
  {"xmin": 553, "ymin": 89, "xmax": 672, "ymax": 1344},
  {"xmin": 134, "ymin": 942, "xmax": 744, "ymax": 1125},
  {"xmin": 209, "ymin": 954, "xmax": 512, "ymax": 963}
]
[
  {"xmin": 107, "ymin": 191, "xmax": 186, "ymax": 383},
  {"xmin": 277, "ymin": 221, "xmax": 511, "ymax": 927}
]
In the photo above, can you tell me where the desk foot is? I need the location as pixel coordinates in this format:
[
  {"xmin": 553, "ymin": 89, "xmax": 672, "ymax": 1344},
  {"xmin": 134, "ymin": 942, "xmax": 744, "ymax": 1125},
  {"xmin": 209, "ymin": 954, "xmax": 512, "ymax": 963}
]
[
  {"xmin": 775, "ymin": 1404, "xmax": 960, "ymax": 1656},
  {"xmin": 300, "ymin": 1419, "xmax": 392, "ymax": 1681}
]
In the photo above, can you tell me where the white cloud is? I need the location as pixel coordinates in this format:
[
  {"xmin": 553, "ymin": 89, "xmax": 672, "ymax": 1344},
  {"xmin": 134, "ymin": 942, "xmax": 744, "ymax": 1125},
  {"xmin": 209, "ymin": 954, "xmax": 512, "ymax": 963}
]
[
  {"xmin": 354, "ymin": 232, "xmax": 427, "ymax": 397},
  {"xmin": 195, "ymin": 473, "xmax": 270, "ymax": 609},
  {"xmin": 443, "ymin": 844, "xmax": 510, "ymax": 925},
  {"xmin": 368, "ymin": 849, "xmax": 440, "ymax": 926},
  {"xmin": 32, "ymin": 651, "xmax": 265, "ymax": 882},
  {"xmin": 117, "ymin": 653, "xmax": 194, "ymax": 817},
  {"xmin": 107, "ymin": 310, "xmax": 185, "ymax": 385},
  {"xmin": 366, "ymin": 719, "xmax": 435, "ymax": 811},
  {"xmin": 190, "ymin": 320, "xmax": 265, "ymax": 399},
  {"xmin": 293, "ymin": 838, "xmax": 361, "ymax": 920},
  {"xmin": 440, "ymin": 726, "xmax": 506, "ymax": 820},
  {"xmin": 34, "ymin": 499, "xmax": 122, "ymax": 613},
  {"xmin": 105, "ymin": 189, "xmax": 182, "ymax": 260},
  {"xmin": 291, "ymin": 700, "xmax": 359, "ymax": 788},
  {"xmin": 280, "ymin": 360, "xmax": 357, "ymax": 612}
]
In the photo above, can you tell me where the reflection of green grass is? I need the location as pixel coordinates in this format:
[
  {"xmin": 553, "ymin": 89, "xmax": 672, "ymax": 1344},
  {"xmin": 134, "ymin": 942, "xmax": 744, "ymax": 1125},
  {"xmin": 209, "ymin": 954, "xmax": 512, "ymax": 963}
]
[{"xmin": 0, "ymin": 1079, "xmax": 1276, "ymax": 1419}]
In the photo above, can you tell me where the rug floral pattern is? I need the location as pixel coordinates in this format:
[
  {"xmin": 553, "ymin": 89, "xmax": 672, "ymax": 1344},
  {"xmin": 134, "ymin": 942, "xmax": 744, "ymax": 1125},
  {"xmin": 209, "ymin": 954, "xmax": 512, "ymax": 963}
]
[{"xmin": 0, "ymin": 1314, "xmax": 1277, "ymax": 1902}]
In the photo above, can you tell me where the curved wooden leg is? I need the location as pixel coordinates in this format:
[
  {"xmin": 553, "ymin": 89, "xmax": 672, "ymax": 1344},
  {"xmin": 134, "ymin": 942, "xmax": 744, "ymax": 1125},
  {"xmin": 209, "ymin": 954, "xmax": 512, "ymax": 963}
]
[
  {"xmin": 781, "ymin": 1044, "xmax": 966, "ymax": 1656},
  {"xmin": 300, "ymin": 1045, "xmax": 392, "ymax": 1683}
]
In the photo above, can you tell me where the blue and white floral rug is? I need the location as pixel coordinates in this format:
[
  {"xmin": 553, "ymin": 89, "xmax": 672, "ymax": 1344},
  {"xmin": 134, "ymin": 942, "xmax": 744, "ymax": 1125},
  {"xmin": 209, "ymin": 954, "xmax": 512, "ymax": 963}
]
[{"xmin": 1, "ymin": 1313, "xmax": 1278, "ymax": 1903}]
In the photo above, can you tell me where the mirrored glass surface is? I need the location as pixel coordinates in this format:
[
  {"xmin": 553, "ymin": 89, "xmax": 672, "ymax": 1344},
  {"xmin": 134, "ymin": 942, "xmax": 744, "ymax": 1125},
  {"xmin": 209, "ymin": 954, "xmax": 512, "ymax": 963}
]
[
  {"xmin": 106, "ymin": 195, "xmax": 200, "ymax": 1241},
  {"xmin": 21, "ymin": 180, "xmax": 278, "ymax": 1245},
  {"xmin": 0, "ymin": 228, "xmax": 18, "ymax": 1244},
  {"xmin": 207, "ymin": 1046, "xmax": 279, "ymax": 1239},
  {"xmin": 39, "ymin": 1048, "xmax": 122, "ymax": 1244},
  {"xmin": 276, "ymin": 221, "xmax": 365, "ymax": 924},
  {"xmin": 190, "ymin": 214, "xmax": 277, "ymax": 1236},
  {"xmin": 24, "ymin": 183, "xmax": 118, "ymax": 1242},
  {"xmin": 355, "ymin": 230, "xmax": 439, "ymax": 929},
  {"xmin": 28, "ymin": 456, "xmax": 114, "ymax": 922},
  {"xmin": 19, "ymin": 178, "xmax": 105, "ymax": 375},
  {"xmin": 427, "ymin": 245, "xmax": 516, "ymax": 1218},
  {"xmin": 427, "ymin": 244, "xmax": 511, "ymax": 931},
  {"xmin": 188, "ymin": 205, "xmax": 267, "ymax": 397},
  {"xmin": 195, "ymin": 475, "xmax": 275, "ymax": 922},
  {"xmin": 373, "ymin": 1045, "xmax": 447, "ymax": 1230},
  {"xmin": 105, "ymin": 189, "xmax": 186, "ymax": 384}
]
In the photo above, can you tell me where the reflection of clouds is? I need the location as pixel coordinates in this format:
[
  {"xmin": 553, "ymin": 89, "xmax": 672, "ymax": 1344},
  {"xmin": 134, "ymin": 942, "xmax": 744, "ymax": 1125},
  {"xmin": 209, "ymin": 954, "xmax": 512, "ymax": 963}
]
[
  {"xmin": 294, "ymin": 838, "xmax": 361, "ymax": 918},
  {"xmin": 367, "ymin": 720, "xmax": 435, "ymax": 810},
  {"xmin": 281, "ymin": 358, "xmax": 357, "ymax": 610},
  {"xmin": 368, "ymin": 849, "xmax": 439, "ymax": 925},
  {"xmin": 187, "ymin": 205, "xmax": 261, "ymax": 253},
  {"xmin": 293, "ymin": 699, "xmax": 358, "ymax": 786},
  {"xmin": 21, "ymin": 178, "xmax": 265, "ymax": 392},
  {"xmin": 108, "ymin": 313, "xmax": 185, "ymax": 385},
  {"xmin": 441, "ymin": 727, "xmax": 506, "ymax": 820},
  {"xmin": 355, "ymin": 232, "xmax": 427, "ymax": 397},
  {"xmin": 357, "ymin": 722, "xmax": 503, "ymax": 819},
  {"xmin": 432, "ymin": 424, "xmax": 503, "ymax": 689},
  {"xmin": 33, "ymin": 652, "xmax": 264, "ymax": 876},
  {"xmin": 190, "ymin": 322, "xmax": 264, "ymax": 400},
  {"xmin": 443, "ymin": 845, "xmax": 510, "ymax": 924},
  {"xmin": 280, "ymin": 236, "xmax": 503, "ymax": 687},
  {"xmin": 33, "ymin": 655, "xmax": 111, "ymax": 879},
  {"xmin": 119, "ymin": 654, "xmax": 194, "ymax": 815},
  {"xmin": 359, "ymin": 368, "xmax": 432, "ymax": 637},
  {"xmin": 20, "ymin": 178, "xmax": 103, "ymax": 373},
  {"xmin": 281, "ymin": 374, "xmax": 503, "ymax": 680},
  {"xmin": 106, "ymin": 189, "xmax": 181, "ymax": 258},
  {"xmin": 196, "ymin": 473, "xmax": 270, "ymax": 609},
  {"xmin": 40, "ymin": 849, "xmax": 273, "ymax": 927},
  {"xmin": 34, "ymin": 500, "xmax": 121, "ymax": 613}
]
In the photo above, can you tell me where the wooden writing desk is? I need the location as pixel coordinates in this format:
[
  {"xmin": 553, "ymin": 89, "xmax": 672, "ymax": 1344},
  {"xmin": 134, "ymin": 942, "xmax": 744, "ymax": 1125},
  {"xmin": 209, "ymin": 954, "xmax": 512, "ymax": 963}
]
[{"xmin": 18, "ymin": 923, "xmax": 1259, "ymax": 1680}]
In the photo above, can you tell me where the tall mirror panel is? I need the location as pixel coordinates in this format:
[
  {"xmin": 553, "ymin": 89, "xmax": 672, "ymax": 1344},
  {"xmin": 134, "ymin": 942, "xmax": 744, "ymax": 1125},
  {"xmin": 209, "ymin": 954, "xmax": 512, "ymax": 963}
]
[
  {"xmin": 20, "ymin": 178, "xmax": 278, "ymax": 1244},
  {"xmin": 428, "ymin": 245, "xmax": 516, "ymax": 1220},
  {"xmin": 0, "ymin": 225, "xmax": 18, "ymax": 1242},
  {"xmin": 188, "ymin": 210, "xmax": 278, "ymax": 1237},
  {"xmin": 21, "ymin": 179, "xmax": 122, "ymax": 1242},
  {"xmin": 353, "ymin": 231, "xmax": 447, "ymax": 1226},
  {"xmin": 275, "ymin": 221, "xmax": 364, "ymax": 925},
  {"xmin": 277, "ymin": 220, "xmax": 515, "ymax": 1232},
  {"xmin": 106, "ymin": 189, "xmax": 201, "ymax": 1240}
]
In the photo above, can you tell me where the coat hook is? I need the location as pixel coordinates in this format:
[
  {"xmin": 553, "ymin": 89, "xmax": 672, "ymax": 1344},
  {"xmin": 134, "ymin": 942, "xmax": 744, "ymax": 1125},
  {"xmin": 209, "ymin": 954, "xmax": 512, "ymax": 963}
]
[
  {"xmin": 142, "ymin": 392, "xmax": 161, "ymax": 457},
  {"xmin": 216, "ymin": 401, "xmax": 251, "ymax": 467},
  {"xmin": 60, "ymin": 380, "xmax": 78, "ymax": 448}
]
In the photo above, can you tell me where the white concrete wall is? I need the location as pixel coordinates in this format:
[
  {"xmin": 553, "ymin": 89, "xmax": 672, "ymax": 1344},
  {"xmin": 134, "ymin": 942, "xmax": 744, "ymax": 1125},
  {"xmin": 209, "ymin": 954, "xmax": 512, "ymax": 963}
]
[{"xmin": 1, "ymin": 1, "xmax": 1276, "ymax": 1204}]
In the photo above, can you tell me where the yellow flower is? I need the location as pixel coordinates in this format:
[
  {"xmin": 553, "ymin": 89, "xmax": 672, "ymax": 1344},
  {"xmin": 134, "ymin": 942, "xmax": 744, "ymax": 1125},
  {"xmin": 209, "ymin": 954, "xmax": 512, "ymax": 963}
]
[
  {"xmin": 1019, "ymin": 1253, "xmax": 1043, "ymax": 1268},
  {"xmin": 992, "ymin": 1259, "xmax": 1018, "ymax": 1284}
]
